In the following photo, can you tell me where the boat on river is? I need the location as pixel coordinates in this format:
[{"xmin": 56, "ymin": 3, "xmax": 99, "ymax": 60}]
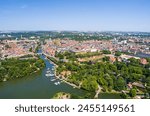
[
  {"xmin": 49, "ymin": 73, "xmax": 55, "ymax": 76},
  {"xmin": 46, "ymin": 70, "xmax": 51, "ymax": 73},
  {"xmin": 45, "ymin": 73, "xmax": 55, "ymax": 77},
  {"xmin": 51, "ymin": 79, "xmax": 56, "ymax": 81},
  {"xmin": 54, "ymin": 81, "xmax": 60, "ymax": 85},
  {"xmin": 45, "ymin": 73, "xmax": 51, "ymax": 77},
  {"xmin": 45, "ymin": 68, "xmax": 55, "ymax": 77},
  {"xmin": 52, "ymin": 67, "xmax": 55, "ymax": 71}
]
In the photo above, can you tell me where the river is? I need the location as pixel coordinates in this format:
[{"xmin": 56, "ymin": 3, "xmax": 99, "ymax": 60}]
[{"xmin": 0, "ymin": 50, "xmax": 122, "ymax": 99}]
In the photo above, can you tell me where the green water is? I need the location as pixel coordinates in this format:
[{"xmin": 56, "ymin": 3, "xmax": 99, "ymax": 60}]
[
  {"xmin": 0, "ymin": 51, "xmax": 121, "ymax": 99},
  {"xmin": 98, "ymin": 93, "xmax": 122, "ymax": 99}
]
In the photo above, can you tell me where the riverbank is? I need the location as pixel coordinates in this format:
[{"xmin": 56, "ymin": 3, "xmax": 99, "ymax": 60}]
[
  {"xmin": 56, "ymin": 75, "xmax": 80, "ymax": 89},
  {"xmin": 42, "ymin": 53, "xmax": 79, "ymax": 88}
]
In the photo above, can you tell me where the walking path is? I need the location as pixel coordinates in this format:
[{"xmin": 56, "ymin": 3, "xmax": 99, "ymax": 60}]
[
  {"xmin": 56, "ymin": 75, "xmax": 80, "ymax": 89},
  {"xmin": 94, "ymin": 85, "xmax": 102, "ymax": 99}
]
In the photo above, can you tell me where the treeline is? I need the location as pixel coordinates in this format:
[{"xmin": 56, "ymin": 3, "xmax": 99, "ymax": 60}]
[
  {"xmin": 102, "ymin": 50, "xmax": 122, "ymax": 56},
  {"xmin": 0, "ymin": 57, "xmax": 45, "ymax": 82},
  {"xmin": 47, "ymin": 57, "xmax": 59, "ymax": 65},
  {"xmin": 52, "ymin": 35, "xmax": 113, "ymax": 41}
]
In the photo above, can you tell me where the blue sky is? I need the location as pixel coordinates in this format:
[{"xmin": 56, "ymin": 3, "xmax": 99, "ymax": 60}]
[{"xmin": 0, "ymin": 0, "xmax": 150, "ymax": 32}]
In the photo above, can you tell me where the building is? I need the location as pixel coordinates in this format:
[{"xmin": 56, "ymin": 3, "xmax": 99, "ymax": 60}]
[{"xmin": 140, "ymin": 58, "xmax": 148, "ymax": 65}]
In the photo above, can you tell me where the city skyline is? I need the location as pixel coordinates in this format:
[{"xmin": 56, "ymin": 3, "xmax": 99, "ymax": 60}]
[{"xmin": 0, "ymin": 0, "xmax": 150, "ymax": 32}]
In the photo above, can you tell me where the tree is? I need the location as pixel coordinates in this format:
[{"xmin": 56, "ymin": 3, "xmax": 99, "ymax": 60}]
[
  {"xmin": 120, "ymin": 92, "xmax": 128, "ymax": 99},
  {"xmin": 29, "ymin": 47, "xmax": 33, "ymax": 52},
  {"xmin": 128, "ymin": 58, "xmax": 140, "ymax": 66},
  {"xmin": 0, "ymin": 67, "xmax": 7, "ymax": 81},
  {"xmin": 102, "ymin": 50, "xmax": 111, "ymax": 54},
  {"xmin": 97, "ymin": 76, "xmax": 108, "ymax": 87},
  {"xmin": 130, "ymin": 73, "xmax": 144, "ymax": 81},
  {"xmin": 106, "ymin": 76, "xmax": 114, "ymax": 91},
  {"xmin": 5, "ymin": 44, "xmax": 11, "ymax": 49},
  {"xmin": 81, "ymin": 77, "xmax": 98, "ymax": 92},
  {"xmin": 121, "ymin": 65, "xmax": 128, "ymax": 74},
  {"xmin": 115, "ymin": 51, "xmax": 122, "ymax": 56},
  {"xmin": 128, "ymin": 66, "xmax": 142, "ymax": 74},
  {"xmin": 102, "ymin": 56, "xmax": 110, "ymax": 62},
  {"xmin": 0, "ymin": 53, "xmax": 2, "ymax": 58},
  {"xmin": 129, "ymin": 88, "xmax": 136, "ymax": 97},
  {"xmin": 115, "ymin": 77, "xmax": 126, "ymax": 91},
  {"xmin": 145, "ymin": 77, "xmax": 150, "ymax": 86}
]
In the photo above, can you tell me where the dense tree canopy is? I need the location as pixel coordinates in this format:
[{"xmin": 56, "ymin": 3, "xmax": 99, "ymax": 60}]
[
  {"xmin": 55, "ymin": 51, "xmax": 150, "ymax": 95},
  {"xmin": 129, "ymin": 88, "xmax": 137, "ymax": 97},
  {"xmin": 0, "ymin": 57, "xmax": 45, "ymax": 82}
]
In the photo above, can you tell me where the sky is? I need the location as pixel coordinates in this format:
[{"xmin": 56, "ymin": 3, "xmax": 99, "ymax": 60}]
[{"xmin": 0, "ymin": 0, "xmax": 150, "ymax": 32}]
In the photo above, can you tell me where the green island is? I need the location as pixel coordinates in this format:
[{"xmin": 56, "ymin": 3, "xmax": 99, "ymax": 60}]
[
  {"xmin": 0, "ymin": 55, "xmax": 45, "ymax": 82},
  {"xmin": 53, "ymin": 92, "xmax": 71, "ymax": 99},
  {"xmin": 50, "ymin": 51, "xmax": 150, "ymax": 99},
  {"xmin": 52, "ymin": 92, "xmax": 95, "ymax": 99}
]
